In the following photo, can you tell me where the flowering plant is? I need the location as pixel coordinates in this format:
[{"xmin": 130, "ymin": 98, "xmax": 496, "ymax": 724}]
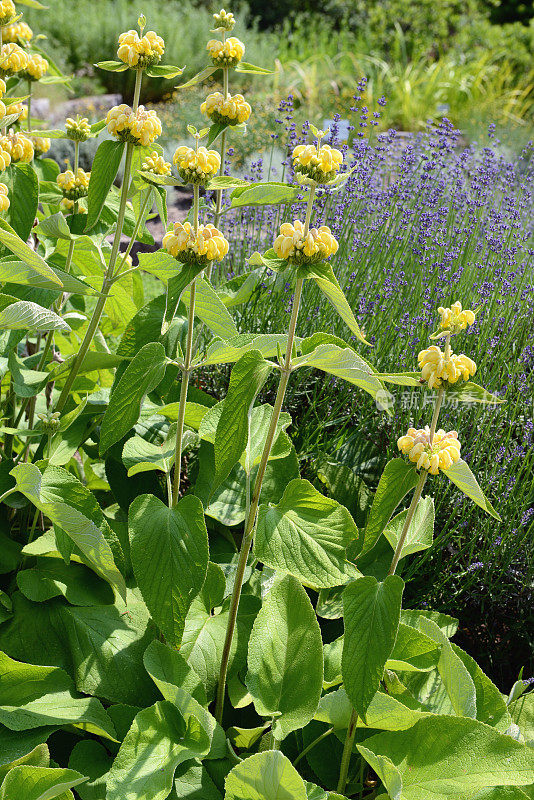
[{"xmin": 0, "ymin": 6, "xmax": 531, "ymax": 800}]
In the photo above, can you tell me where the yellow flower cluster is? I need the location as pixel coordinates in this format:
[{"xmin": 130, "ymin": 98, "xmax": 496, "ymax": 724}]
[
  {"xmin": 31, "ymin": 136, "xmax": 50, "ymax": 156},
  {"xmin": 201, "ymin": 92, "xmax": 250, "ymax": 125},
  {"xmin": 0, "ymin": 0, "xmax": 15, "ymax": 26},
  {"xmin": 398, "ymin": 426, "xmax": 461, "ymax": 475},
  {"xmin": 23, "ymin": 53, "xmax": 49, "ymax": 81},
  {"xmin": 292, "ymin": 143, "xmax": 343, "ymax": 184},
  {"xmin": 274, "ymin": 220, "xmax": 338, "ymax": 264},
  {"xmin": 141, "ymin": 150, "xmax": 171, "ymax": 176},
  {"xmin": 117, "ymin": 29, "xmax": 164, "ymax": 69},
  {"xmin": 0, "ymin": 142, "xmax": 10, "ymax": 170},
  {"xmin": 0, "ymin": 132, "xmax": 33, "ymax": 163},
  {"xmin": 173, "ymin": 145, "xmax": 220, "ymax": 185},
  {"xmin": 437, "ymin": 301, "xmax": 476, "ymax": 333},
  {"xmin": 418, "ymin": 345, "xmax": 476, "ymax": 390},
  {"xmin": 163, "ymin": 221, "xmax": 229, "ymax": 265},
  {"xmin": 0, "ymin": 43, "xmax": 29, "ymax": 76},
  {"xmin": 206, "ymin": 37, "xmax": 245, "ymax": 68},
  {"xmin": 2, "ymin": 21, "xmax": 33, "ymax": 43},
  {"xmin": 0, "ymin": 182, "xmax": 9, "ymax": 213},
  {"xmin": 8, "ymin": 101, "xmax": 26, "ymax": 121},
  {"xmin": 57, "ymin": 168, "xmax": 90, "ymax": 200},
  {"xmin": 106, "ymin": 104, "xmax": 162, "ymax": 146},
  {"xmin": 213, "ymin": 8, "xmax": 236, "ymax": 30},
  {"xmin": 65, "ymin": 116, "xmax": 91, "ymax": 142},
  {"xmin": 60, "ymin": 197, "xmax": 87, "ymax": 215}
]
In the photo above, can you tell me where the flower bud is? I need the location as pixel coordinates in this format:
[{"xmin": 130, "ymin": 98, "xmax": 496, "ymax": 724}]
[
  {"xmin": 418, "ymin": 345, "xmax": 476, "ymax": 389},
  {"xmin": 173, "ymin": 144, "xmax": 220, "ymax": 186},
  {"xmin": 30, "ymin": 136, "xmax": 51, "ymax": 156},
  {"xmin": 65, "ymin": 116, "xmax": 92, "ymax": 142},
  {"xmin": 206, "ymin": 36, "xmax": 244, "ymax": 68},
  {"xmin": 273, "ymin": 220, "xmax": 338, "ymax": 265},
  {"xmin": 200, "ymin": 91, "xmax": 251, "ymax": 125},
  {"xmin": 22, "ymin": 53, "xmax": 48, "ymax": 82},
  {"xmin": 60, "ymin": 197, "xmax": 87, "ymax": 215},
  {"xmin": 141, "ymin": 150, "xmax": 171, "ymax": 176},
  {"xmin": 2, "ymin": 22, "xmax": 33, "ymax": 44},
  {"xmin": 397, "ymin": 425, "xmax": 461, "ymax": 475},
  {"xmin": 212, "ymin": 8, "xmax": 236, "ymax": 31},
  {"xmin": 0, "ymin": 0, "xmax": 16, "ymax": 26},
  {"xmin": 163, "ymin": 221, "xmax": 229, "ymax": 266}
]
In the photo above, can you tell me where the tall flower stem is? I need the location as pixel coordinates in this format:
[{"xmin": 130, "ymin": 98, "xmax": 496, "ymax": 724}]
[
  {"xmin": 208, "ymin": 66, "xmax": 229, "ymax": 282},
  {"xmin": 54, "ymin": 70, "xmax": 143, "ymax": 414},
  {"xmin": 215, "ymin": 273, "xmax": 306, "ymax": 723},
  {"xmin": 171, "ymin": 184, "xmax": 200, "ymax": 506},
  {"xmin": 337, "ymin": 708, "xmax": 358, "ymax": 793},
  {"xmin": 26, "ymin": 80, "xmax": 32, "ymax": 132},
  {"xmin": 388, "ymin": 469, "xmax": 428, "ymax": 576}
]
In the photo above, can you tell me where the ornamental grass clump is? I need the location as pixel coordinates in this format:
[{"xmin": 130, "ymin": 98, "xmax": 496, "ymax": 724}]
[{"xmin": 0, "ymin": 6, "xmax": 532, "ymax": 800}]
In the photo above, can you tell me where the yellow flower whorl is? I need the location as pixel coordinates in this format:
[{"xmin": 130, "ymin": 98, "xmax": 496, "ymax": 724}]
[
  {"xmin": 173, "ymin": 145, "xmax": 220, "ymax": 185},
  {"xmin": 200, "ymin": 91, "xmax": 251, "ymax": 125},
  {"xmin": 0, "ymin": 0, "xmax": 16, "ymax": 26},
  {"xmin": 23, "ymin": 53, "xmax": 49, "ymax": 82},
  {"xmin": 397, "ymin": 426, "xmax": 461, "ymax": 475},
  {"xmin": 60, "ymin": 197, "xmax": 87, "ymax": 215},
  {"xmin": 418, "ymin": 345, "xmax": 476, "ymax": 390},
  {"xmin": 57, "ymin": 167, "xmax": 90, "ymax": 200},
  {"xmin": 0, "ymin": 131, "xmax": 33, "ymax": 163},
  {"xmin": 206, "ymin": 37, "xmax": 245, "ymax": 68},
  {"xmin": 2, "ymin": 21, "xmax": 33, "ymax": 44},
  {"xmin": 163, "ymin": 221, "xmax": 229, "ymax": 265},
  {"xmin": 0, "ymin": 182, "xmax": 9, "ymax": 213},
  {"xmin": 8, "ymin": 101, "xmax": 26, "ymax": 122},
  {"xmin": 31, "ymin": 136, "xmax": 51, "ymax": 156},
  {"xmin": 438, "ymin": 301, "xmax": 476, "ymax": 333},
  {"xmin": 212, "ymin": 8, "xmax": 236, "ymax": 30},
  {"xmin": 117, "ymin": 29, "xmax": 164, "ymax": 69},
  {"xmin": 0, "ymin": 43, "xmax": 30, "ymax": 77},
  {"xmin": 106, "ymin": 104, "xmax": 162, "ymax": 146},
  {"xmin": 65, "ymin": 116, "xmax": 92, "ymax": 142},
  {"xmin": 273, "ymin": 220, "xmax": 338, "ymax": 265},
  {"xmin": 292, "ymin": 143, "xmax": 343, "ymax": 184},
  {"xmin": 0, "ymin": 142, "xmax": 10, "ymax": 170},
  {"xmin": 141, "ymin": 150, "xmax": 171, "ymax": 176}
]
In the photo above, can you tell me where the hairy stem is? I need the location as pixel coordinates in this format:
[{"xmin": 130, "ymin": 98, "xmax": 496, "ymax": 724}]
[
  {"xmin": 27, "ymin": 79, "xmax": 32, "ymax": 132},
  {"xmin": 214, "ymin": 276, "xmax": 305, "ymax": 723},
  {"xmin": 294, "ymin": 726, "xmax": 334, "ymax": 767},
  {"xmin": 337, "ymin": 708, "xmax": 358, "ymax": 793},
  {"xmin": 388, "ymin": 469, "xmax": 428, "ymax": 576}
]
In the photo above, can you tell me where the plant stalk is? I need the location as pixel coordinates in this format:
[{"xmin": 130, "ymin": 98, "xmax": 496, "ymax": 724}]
[
  {"xmin": 214, "ymin": 276, "xmax": 305, "ymax": 723},
  {"xmin": 388, "ymin": 468, "xmax": 428, "ymax": 576},
  {"xmin": 294, "ymin": 726, "xmax": 334, "ymax": 767},
  {"xmin": 337, "ymin": 708, "xmax": 358, "ymax": 793},
  {"xmin": 26, "ymin": 79, "xmax": 32, "ymax": 132}
]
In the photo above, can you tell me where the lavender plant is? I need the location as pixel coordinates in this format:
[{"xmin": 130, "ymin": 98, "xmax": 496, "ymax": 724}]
[{"xmin": 0, "ymin": 6, "xmax": 532, "ymax": 800}]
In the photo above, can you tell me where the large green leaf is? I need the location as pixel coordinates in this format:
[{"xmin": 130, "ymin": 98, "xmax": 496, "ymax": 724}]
[
  {"xmin": 386, "ymin": 623, "xmax": 441, "ymax": 673},
  {"xmin": 0, "ymin": 219, "xmax": 61, "ymax": 286},
  {"xmin": 0, "ymin": 765, "xmax": 86, "ymax": 800},
  {"xmin": 418, "ymin": 617, "xmax": 477, "ymax": 718},
  {"xmin": 452, "ymin": 644, "xmax": 510, "ymax": 731},
  {"xmin": 226, "ymin": 182, "xmax": 301, "ymax": 211},
  {"xmin": 292, "ymin": 343, "xmax": 384, "ymax": 401},
  {"xmin": 10, "ymin": 464, "xmax": 126, "ymax": 600},
  {"xmin": 254, "ymin": 479, "xmax": 359, "ymax": 588},
  {"xmin": 446, "ymin": 381, "xmax": 505, "ymax": 405},
  {"xmin": 0, "ymin": 301, "xmax": 69, "ymax": 332},
  {"xmin": 225, "ymin": 751, "xmax": 308, "ymax": 800},
  {"xmin": 68, "ymin": 740, "xmax": 111, "ymax": 800},
  {"xmin": 213, "ymin": 350, "xmax": 272, "ymax": 489},
  {"xmin": 0, "ymin": 261, "xmax": 93, "ymax": 294},
  {"xmin": 86, "ymin": 140, "xmax": 125, "ymax": 230},
  {"xmin": 358, "ymin": 716, "xmax": 534, "ymax": 799},
  {"xmin": 0, "ymin": 741, "xmax": 49, "ymax": 784},
  {"xmin": 181, "ymin": 563, "xmax": 261, "ymax": 700},
  {"xmin": 99, "ymin": 342, "xmax": 167, "ymax": 454},
  {"xmin": 4, "ymin": 164, "xmax": 39, "ymax": 243},
  {"xmin": 342, "ymin": 575, "xmax": 404, "ymax": 721},
  {"xmin": 199, "ymin": 334, "xmax": 292, "ymax": 367},
  {"xmin": 246, "ymin": 574, "xmax": 323, "ymax": 740},
  {"xmin": 383, "ymin": 497, "xmax": 435, "ymax": 560},
  {"xmin": 307, "ymin": 264, "xmax": 370, "ymax": 345},
  {"xmin": 106, "ymin": 702, "xmax": 210, "ymax": 800},
  {"xmin": 129, "ymin": 494, "xmax": 209, "ymax": 647},
  {"xmin": 0, "ymin": 728, "xmax": 54, "ymax": 780},
  {"xmin": 315, "ymin": 685, "xmax": 429, "ymax": 731},
  {"xmin": 0, "ymin": 592, "xmax": 157, "ymax": 706},
  {"xmin": 359, "ymin": 459, "xmax": 419, "ymax": 557},
  {"xmin": 17, "ymin": 555, "xmax": 114, "ymax": 606},
  {"xmin": 442, "ymin": 459, "xmax": 501, "ymax": 520},
  {"xmin": 510, "ymin": 692, "xmax": 534, "ymax": 746},
  {"xmin": 0, "ymin": 651, "xmax": 116, "ymax": 740},
  {"xmin": 181, "ymin": 279, "xmax": 238, "ymax": 340},
  {"xmin": 174, "ymin": 761, "xmax": 222, "ymax": 799}
]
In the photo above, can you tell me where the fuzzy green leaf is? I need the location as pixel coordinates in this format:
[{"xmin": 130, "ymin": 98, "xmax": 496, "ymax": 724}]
[
  {"xmin": 86, "ymin": 140, "xmax": 125, "ymax": 230},
  {"xmin": 383, "ymin": 496, "xmax": 435, "ymax": 560},
  {"xmin": 292, "ymin": 343, "xmax": 385, "ymax": 401},
  {"xmin": 0, "ymin": 765, "xmax": 86, "ymax": 800},
  {"xmin": 225, "ymin": 750, "xmax": 308, "ymax": 800},
  {"xmin": 0, "ymin": 219, "xmax": 62, "ymax": 285},
  {"xmin": 0, "ymin": 301, "xmax": 69, "ymax": 333},
  {"xmin": 177, "ymin": 66, "xmax": 217, "ymax": 88},
  {"xmin": 308, "ymin": 263, "xmax": 371, "ymax": 344},
  {"xmin": 360, "ymin": 459, "xmax": 419, "ymax": 557},
  {"xmin": 442, "ymin": 459, "xmax": 501, "ymax": 520}
]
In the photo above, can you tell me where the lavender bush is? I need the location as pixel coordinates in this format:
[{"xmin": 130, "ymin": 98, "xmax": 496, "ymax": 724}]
[{"xmin": 207, "ymin": 92, "xmax": 534, "ymax": 682}]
